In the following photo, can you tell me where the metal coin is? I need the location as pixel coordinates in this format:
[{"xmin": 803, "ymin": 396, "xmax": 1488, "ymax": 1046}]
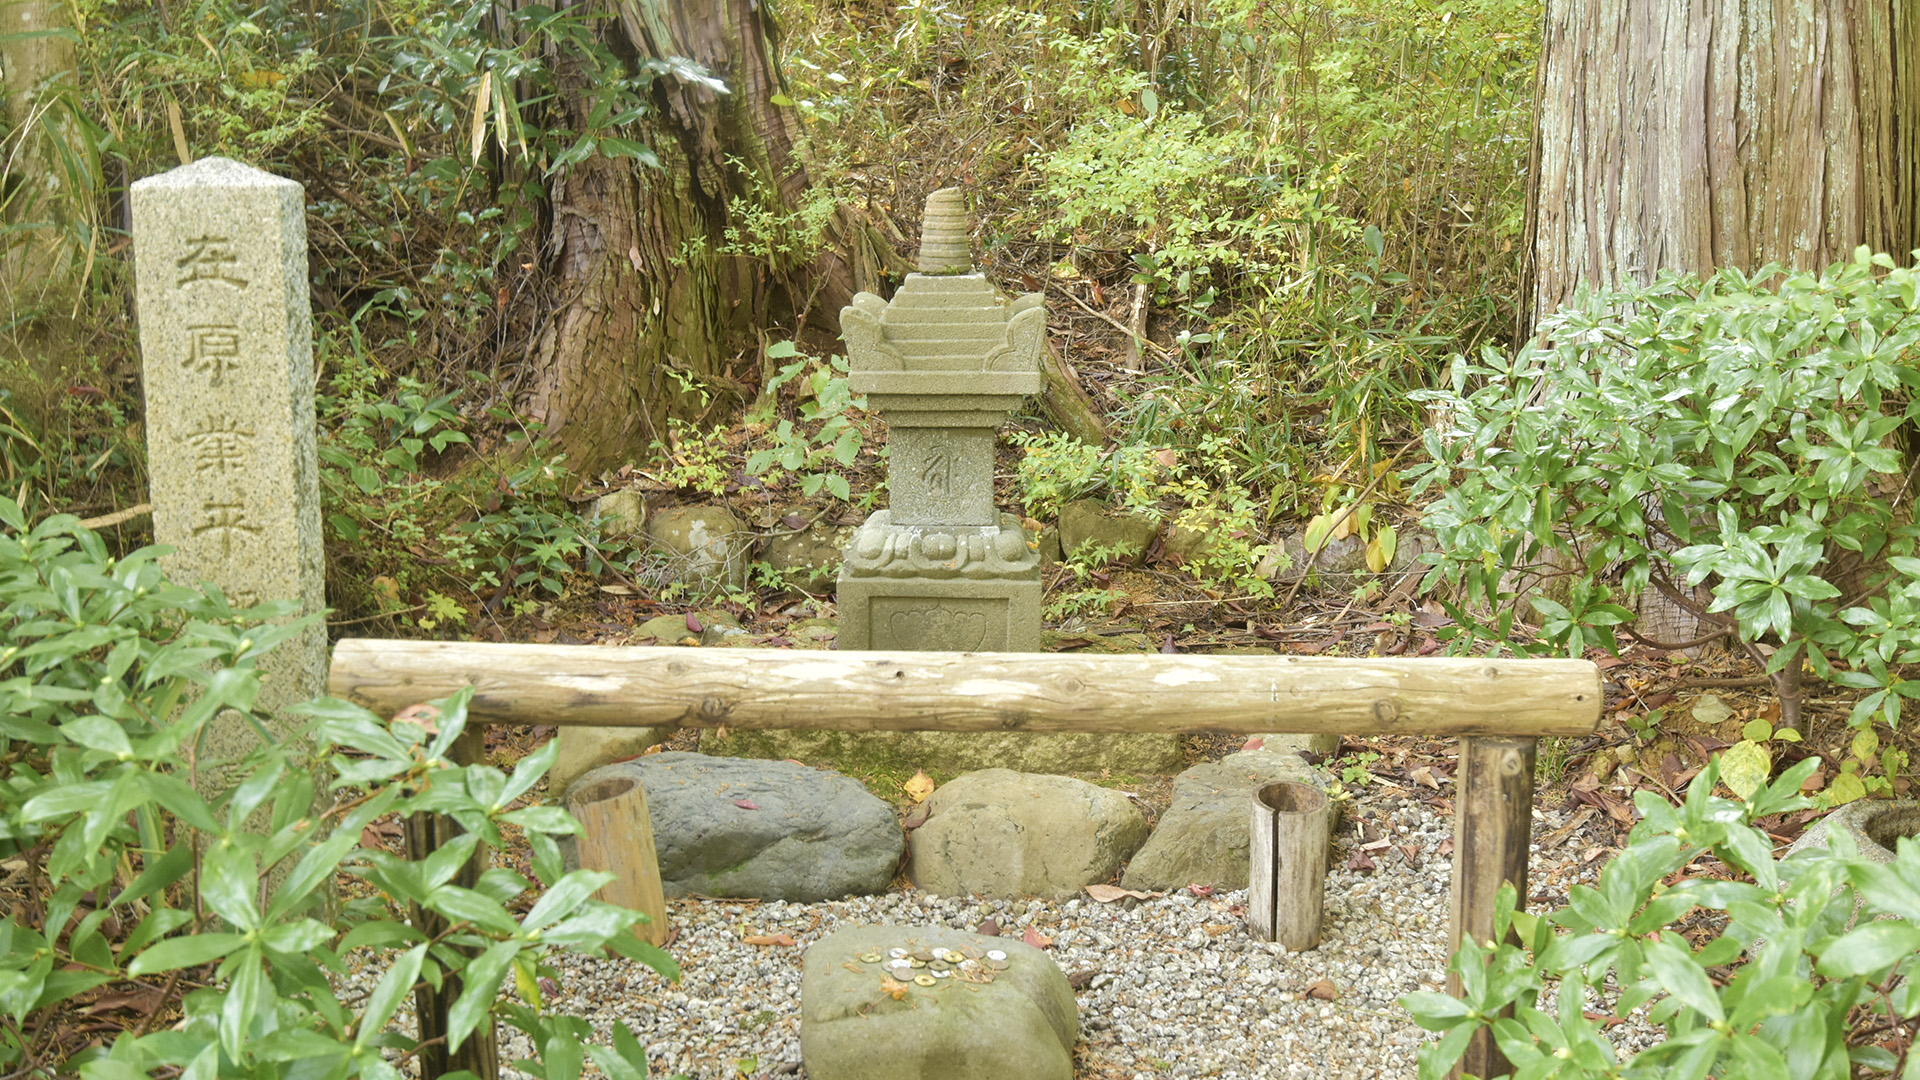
[
  {"xmin": 958, "ymin": 959, "xmax": 980, "ymax": 973},
  {"xmin": 985, "ymin": 949, "xmax": 1008, "ymax": 962},
  {"xmin": 857, "ymin": 952, "xmax": 882, "ymax": 964},
  {"xmin": 910, "ymin": 958, "xmax": 927, "ymax": 968},
  {"xmin": 932, "ymin": 969, "xmax": 952, "ymax": 979},
  {"xmin": 941, "ymin": 950, "xmax": 965, "ymax": 963},
  {"xmin": 888, "ymin": 947, "xmax": 909, "ymax": 959},
  {"xmin": 911, "ymin": 948, "xmax": 935, "ymax": 961},
  {"xmin": 913, "ymin": 974, "xmax": 937, "ymax": 987},
  {"xmin": 985, "ymin": 958, "xmax": 1009, "ymax": 971}
]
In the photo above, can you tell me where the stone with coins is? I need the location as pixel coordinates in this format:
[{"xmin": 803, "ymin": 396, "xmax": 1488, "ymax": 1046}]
[{"xmin": 801, "ymin": 925, "xmax": 1075, "ymax": 1080}]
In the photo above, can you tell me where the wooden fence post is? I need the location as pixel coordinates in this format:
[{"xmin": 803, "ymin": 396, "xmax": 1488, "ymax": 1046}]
[
  {"xmin": 1448, "ymin": 735, "xmax": 1537, "ymax": 1080},
  {"xmin": 406, "ymin": 726, "xmax": 500, "ymax": 1080}
]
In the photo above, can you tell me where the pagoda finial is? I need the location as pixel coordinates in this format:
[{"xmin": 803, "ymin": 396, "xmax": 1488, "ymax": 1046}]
[{"xmin": 917, "ymin": 187, "xmax": 972, "ymax": 273}]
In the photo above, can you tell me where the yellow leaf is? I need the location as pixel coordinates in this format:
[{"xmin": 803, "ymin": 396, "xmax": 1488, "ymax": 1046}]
[
  {"xmin": 1825, "ymin": 771, "xmax": 1868, "ymax": 807},
  {"xmin": 1330, "ymin": 509, "xmax": 1354, "ymax": 542},
  {"xmin": 1718, "ymin": 740, "xmax": 1771, "ymax": 801},
  {"xmin": 903, "ymin": 770, "xmax": 935, "ymax": 803},
  {"xmin": 1852, "ymin": 727, "xmax": 1880, "ymax": 762},
  {"xmin": 1365, "ymin": 535, "xmax": 1388, "ymax": 573}
]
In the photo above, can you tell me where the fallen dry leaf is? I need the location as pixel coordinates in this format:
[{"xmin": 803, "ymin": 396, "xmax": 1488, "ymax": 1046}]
[
  {"xmin": 1346, "ymin": 850, "xmax": 1377, "ymax": 873},
  {"xmin": 1083, "ymin": 884, "xmax": 1162, "ymax": 903},
  {"xmin": 1306, "ymin": 979, "xmax": 1338, "ymax": 1001},
  {"xmin": 976, "ymin": 917, "xmax": 1001, "ymax": 937},
  {"xmin": 743, "ymin": 933, "xmax": 797, "ymax": 947},
  {"xmin": 878, "ymin": 975, "xmax": 910, "ymax": 1000},
  {"xmin": 734, "ymin": 799, "xmax": 761, "ymax": 810},
  {"xmin": 1022, "ymin": 925, "xmax": 1053, "ymax": 949},
  {"xmin": 1186, "ymin": 884, "xmax": 1214, "ymax": 898},
  {"xmin": 903, "ymin": 770, "xmax": 936, "ymax": 803},
  {"xmin": 392, "ymin": 703, "xmax": 440, "ymax": 732},
  {"xmin": 1410, "ymin": 765, "xmax": 1440, "ymax": 790},
  {"xmin": 1241, "ymin": 737, "xmax": 1265, "ymax": 751}
]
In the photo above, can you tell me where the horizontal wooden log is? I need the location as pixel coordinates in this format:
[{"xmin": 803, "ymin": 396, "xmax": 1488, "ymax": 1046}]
[{"xmin": 329, "ymin": 641, "xmax": 1603, "ymax": 737}]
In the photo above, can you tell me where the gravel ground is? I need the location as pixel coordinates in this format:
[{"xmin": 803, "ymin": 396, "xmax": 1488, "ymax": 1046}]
[{"xmin": 345, "ymin": 788, "xmax": 1642, "ymax": 1079}]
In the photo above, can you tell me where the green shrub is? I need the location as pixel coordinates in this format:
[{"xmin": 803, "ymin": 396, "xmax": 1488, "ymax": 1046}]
[
  {"xmin": 0, "ymin": 498, "xmax": 675, "ymax": 1080},
  {"xmin": 1409, "ymin": 250, "xmax": 1920, "ymax": 733},
  {"xmin": 1404, "ymin": 754, "xmax": 1920, "ymax": 1078}
]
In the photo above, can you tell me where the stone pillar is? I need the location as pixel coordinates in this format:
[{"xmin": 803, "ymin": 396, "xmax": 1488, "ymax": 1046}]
[
  {"xmin": 835, "ymin": 188, "xmax": 1047, "ymax": 653},
  {"xmin": 131, "ymin": 157, "xmax": 326, "ymax": 768}
]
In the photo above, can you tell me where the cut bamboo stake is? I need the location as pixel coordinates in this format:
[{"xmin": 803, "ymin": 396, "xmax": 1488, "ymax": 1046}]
[
  {"xmin": 1247, "ymin": 781, "xmax": 1330, "ymax": 950},
  {"xmin": 1448, "ymin": 735, "xmax": 1538, "ymax": 1080},
  {"xmin": 566, "ymin": 773, "xmax": 670, "ymax": 946},
  {"xmin": 329, "ymin": 642, "xmax": 1603, "ymax": 738},
  {"xmin": 406, "ymin": 726, "xmax": 500, "ymax": 1080}
]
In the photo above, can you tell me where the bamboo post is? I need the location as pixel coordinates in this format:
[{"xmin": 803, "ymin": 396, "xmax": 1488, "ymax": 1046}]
[
  {"xmin": 565, "ymin": 773, "xmax": 670, "ymax": 946},
  {"xmin": 1247, "ymin": 781, "xmax": 1330, "ymax": 950},
  {"xmin": 1448, "ymin": 736, "xmax": 1537, "ymax": 1080},
  {"xmin": 407, "ymin": 726, "xmax": 500, "ymax": 1080}
]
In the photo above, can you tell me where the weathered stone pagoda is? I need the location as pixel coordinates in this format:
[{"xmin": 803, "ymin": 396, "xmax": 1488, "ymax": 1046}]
[{"xmin": 836, "ymin": 189, "xmax": 1045, "ymax": 652}]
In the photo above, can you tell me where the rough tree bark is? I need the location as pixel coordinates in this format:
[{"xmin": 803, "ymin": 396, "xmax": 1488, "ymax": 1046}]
[
  {"xmin": 1524, "ymin": 0, "xmax": 1918, "ymax": 722},
  {"xmin": 523, "ymin": 0, "xmax": 928, "ymax": 475},
  {"xmin": 1527, "ymin": 0, "xmax": 1917, "ymax": 327}
]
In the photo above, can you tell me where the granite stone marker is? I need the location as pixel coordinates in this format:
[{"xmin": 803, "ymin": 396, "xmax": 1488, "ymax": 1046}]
[
  {"xmin": 132, "ymin": 157, "xmax": 326, "ymax": 768},
  {"xmin": 837, "ymin": 188, "xmax": 1045, "ymax": 651},
  {"xmin": 819, "ymin": 189, "xmax": 1181, "ymax": 773}
]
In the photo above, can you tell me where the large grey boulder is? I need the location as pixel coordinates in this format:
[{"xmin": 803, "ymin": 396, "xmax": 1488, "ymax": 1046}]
[
  {"xmin": 801, "ymin": 925, "xmax": 1075, "ymax": 1080},
  {"xmin": 563, "ymin": 753, "xmax": 902, "ymax": 901},
  {"xmin": 1122, "ymin": 749, "xmax": 1326, "ymax": 892},
  {"xmin": 908, "ymin": 769, "xmax": 1150, "ymax": 898}
]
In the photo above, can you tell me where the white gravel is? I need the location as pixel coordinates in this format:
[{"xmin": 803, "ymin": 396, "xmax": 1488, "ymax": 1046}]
[{"xmin": 344, "ymin": 791, "xmax": 1641, "ymax": 1079}]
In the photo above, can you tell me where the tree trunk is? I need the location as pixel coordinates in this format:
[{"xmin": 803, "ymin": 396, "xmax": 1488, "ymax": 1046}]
[
  {"xmin": 1527, "ymin": 0, "xmax": 1917, "ymax": 329},
  {"xmin": 0, "ymin": 0, "xmax": 91, "ymax": 312},
  {"xmin": 1525, "ymin": 0, "xmax": 1918, "ymax": 711},
  {"xmin": 526, "ymin": 0, "xmax": 919, "ymax": 474}
]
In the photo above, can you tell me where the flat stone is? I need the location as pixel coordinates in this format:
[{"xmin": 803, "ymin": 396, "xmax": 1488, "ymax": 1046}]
[
  {"xmin": 131, "ymin": 157, "xmax": 326, "ymax": 772},
  {"xmin": 646, "ymin": 505, "xmax": 748, "ymax": 590},
  {"xmin": 1122, "ymin": 750, "xmax": 1328, "ymax": 892},
  {"xmin": 1058, "ymin": 498, "xmax": 1158, "ymax": 564},
  {"xmin": 565, "ymin": 753, "xmax": 902, "ymax": 901},
  {"xmin": 908, "ymin": 769, "xmax": 1150, "ymax": 898},
  {"xmin": 801, "ymin": 924, "xmax": 1075, "ymax": 1080}
]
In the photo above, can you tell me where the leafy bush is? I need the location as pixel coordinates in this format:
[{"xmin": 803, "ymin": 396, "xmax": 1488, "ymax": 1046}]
[
  {"xmin": 1410, "ymin": 250, "xmax": 1920, "ymax": 732},
  {"xmin": 1404, "ymin": 754, "xmax": 1920, "ymax": 1079},
  {"xmin": 0, "ymin": 499, "xmax": 675, "ymax": 1080}
]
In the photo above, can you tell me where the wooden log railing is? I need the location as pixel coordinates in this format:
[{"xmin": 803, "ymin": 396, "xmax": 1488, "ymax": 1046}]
[{"xmin": 330, "ymin": 641, "xmax": 1603, "ymax": 1080}]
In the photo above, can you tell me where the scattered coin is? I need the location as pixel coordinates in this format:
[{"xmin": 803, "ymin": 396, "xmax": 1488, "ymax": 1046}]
[
  {"xmin": 932, "ymin": 969, "xmax": 951, "ymax": 979},
  {"xmin": 929, "ymin": 960, "xmax": 950, "ymax": 972},
  {"xmin": 857, "ymin": 952, "xmax": 881, "ymax": 963},
  {"xmin": 941, "ymin": 950, "xmax": 965, "ymax": 963},
  {"xmin": 888, "ymin": 948, "xmax": 909, "ymax": 959},
  {"xmin": 985, "ymin": 949, "xmax": 1008, "ymax": 962},
  {"xmin": 913, "ymin": 974, "xmax": 936, "ymax": 987},
  {"xmin": 910, "ymin": 958, "xmax": 927, "ymax": 968},
  {"xmin": 985, "ymin": 957, "xmax": 1009, "ymax": 971},
  {"xmin": 911, "ymin": 948, "xmax": 935, "ymax": 961}
]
